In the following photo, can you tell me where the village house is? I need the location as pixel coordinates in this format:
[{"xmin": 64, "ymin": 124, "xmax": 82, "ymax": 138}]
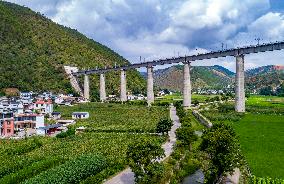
[
  {"xmin": 72, "ymin": 112, "xmax": 89, "ymax": 119},
  {"xmin": 34, "ymin": 99, "xmax": 53, "ymax": 115},
  {"xmin": 0, "ymin": 112, "xmax": 14, "ymax": 137},
  {"xmin": 14, "ymin": 114, "xmax": 44, "ymax": 130}
]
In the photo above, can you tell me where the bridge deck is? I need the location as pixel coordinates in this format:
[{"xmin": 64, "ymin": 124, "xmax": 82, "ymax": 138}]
[{"xmin": 74, "ymin": 41, "xmax": 284, "ymax": 76}]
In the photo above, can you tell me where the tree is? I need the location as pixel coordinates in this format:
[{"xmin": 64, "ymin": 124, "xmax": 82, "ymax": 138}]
[
  {"xmin": 156, "ymin": 118, "xmax": 173, "ymax": 135},
  {"xmin": 127, "ymin": 139, "xmax": 165, "ymax": 184},
  {"xmin": 176, "ymin": 127, "xmax": 198, "ymax": 150},
  {"xmin": 200, "ymin": 123, "xmax": 243, "ymax": 183}
]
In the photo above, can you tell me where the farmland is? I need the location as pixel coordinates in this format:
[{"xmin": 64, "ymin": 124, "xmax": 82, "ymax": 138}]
[
  {"xmin": 201, "ymin": 95, "xmax": 284, "ymax": 179},
  {"xmin": 0, "ymin": 103, "xmax": 168, "ymax": 183},
  {"xmin": 56, "ymin": 102, "xmax": 169, "ymax": 132},
  {"xmin": 157, "ymin": 93, "xmax": 220, "ymax": 103}
]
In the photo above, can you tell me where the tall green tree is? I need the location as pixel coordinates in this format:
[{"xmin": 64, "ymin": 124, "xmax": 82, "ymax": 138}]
[
  {"xmin": 200, "ymin": 123, "xmax": 243, "ymax": 183},
  {"xmin": 127, "ymin": 139, "xmax": 165, "ymax": 184}
]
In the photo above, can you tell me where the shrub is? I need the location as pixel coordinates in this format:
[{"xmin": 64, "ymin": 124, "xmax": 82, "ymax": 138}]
[
  {"xmin": 200, "ymin": 123, "xmax": 244, "ymax": 183},
  {"xmin": 127, "ymin": 139, "xmax": 165, "ymax": 184},
  {"xmin": 156, "ymin": 118, "xmax": 173, "ymax": 135},
  {"xmin": 152, "ymin": 101, "xmax": 170, "ymax": 107},
  {"xmin": 176, "ymin": 127, "xmax": 198, "ymax": 150},
  {"xmin": 24, "ymin": 154, "xmax": 107, "ymax": 184},
  {"xmin": 56, "ymin": 127, "xmax": 75, "ymax": 138}
]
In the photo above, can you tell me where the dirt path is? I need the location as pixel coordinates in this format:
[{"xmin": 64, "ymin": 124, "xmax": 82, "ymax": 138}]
[{"xmin": 104, "ymin": 105, "xmax": 180, "ymax": 184}]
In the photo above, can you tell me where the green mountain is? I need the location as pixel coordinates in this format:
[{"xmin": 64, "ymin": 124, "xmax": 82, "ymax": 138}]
[
  {"xmin": 246, "ymin": 65, "xmax": 284, "ymax": 92},
  {"xmin": 0, "ymin": 1, "xmax": 145, "ymax": 100},
  {"xmin": 150, "ymin": 64, "xmax": 284, "ymax": 93},
  {"xmin": 151, "ymin": 65, "xmax": 234, "ymax": 91}
]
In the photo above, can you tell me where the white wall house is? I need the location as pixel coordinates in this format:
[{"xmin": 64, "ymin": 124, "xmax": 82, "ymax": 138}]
[
  {"xmin": 14, "ymin": 114, "xmax": 44, "ymax": 129},
  {"xmin": 34, "ymin": 99, "xmax": 53, "ymax": 115},
  {"xmin": 72, "ymin": 112, "xmax": 89, "ymax": 119}
]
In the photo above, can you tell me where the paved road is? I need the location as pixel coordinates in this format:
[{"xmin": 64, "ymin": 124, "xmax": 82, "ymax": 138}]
[{"xmin": 104, "ymin": 105, "xmax": 180, "ymax": 184}]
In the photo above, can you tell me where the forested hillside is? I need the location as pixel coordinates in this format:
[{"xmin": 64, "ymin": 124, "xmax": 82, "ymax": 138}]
[
  {"xmin": 149, "ymin": 64, "xmax": 284, "ymax": 93},
  {"xmin": 0, "ymin": 1, "xmax": 145, "ymax": 100}
]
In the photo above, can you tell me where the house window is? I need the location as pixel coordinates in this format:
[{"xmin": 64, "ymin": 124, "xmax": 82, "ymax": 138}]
[
  {"xmin": 7, "ymin": 129, "xmax": 10, "ymax": 133},
  {"xmin": 7, "ymin": 121, "xmax": 10, "ymax": 125}
]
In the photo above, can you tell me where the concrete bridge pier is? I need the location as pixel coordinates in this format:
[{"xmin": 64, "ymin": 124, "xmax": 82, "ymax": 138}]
[
  {"xmin": 235, "ymin": 55, "xmax": 245, "ymax": 112},
  {"xmin": 183, "ymin": 62, "xmax": 191, "ymax": 109},
  {"xmin": 100, "ymin": 73, "xmax": 107, "ymax": 102},
  {"xmin": 120, "ymin": 69, "xmax": 127, "ymax": 102},
  {"xmin": 84, "ymin": 74, "xmax": 90, "ymax": 101},
  {"xmin": 147, "ymin": 66, "xmax": 154, "ymax": 106}
]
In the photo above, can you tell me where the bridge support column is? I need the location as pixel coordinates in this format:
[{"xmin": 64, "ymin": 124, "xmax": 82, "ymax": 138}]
[
  {"xmin": 235, "ymin": 55, "xmax": 245, "ymax": 112},
  {"xmin": 100, "ymin": 73, "xmax": 106, "ymax": 102},
  {"xmin": 183, "ymin": 62, "xmax": 191, "ymax": 109},
  {"xmin": 120, "ymin": 70, "xmax": 127, "ymax": 102},
  {"xmin": 84, "ymin": 74, "xmax": 90, "ymax": 101},
  {"xmin": 147, "ymin": 66, "xmax": 154, "ymax": 106}
]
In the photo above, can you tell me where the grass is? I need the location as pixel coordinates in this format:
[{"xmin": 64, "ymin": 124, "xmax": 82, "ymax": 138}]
[
  {"xmin": 0, "ymin": 103, "xmax": 168, "ymax": 183},
  {"xmin": 247, "ymin": 95, "xmax": 284, "ymax": 107},
  {"xmin": 201, "ymin": 95, "xmax": 284, "ymax": 179},
  {"xmin": 232, "ymin": 114, "xmax": 284, "ymax": 178}
]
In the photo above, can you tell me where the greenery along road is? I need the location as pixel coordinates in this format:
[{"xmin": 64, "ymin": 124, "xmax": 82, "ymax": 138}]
[
  {"xmin": 201, "ymin": 95, "xmax": 284, "ymax": 179},
  {"xmin": 0, "ymin": 103, "xmax": 168, "ymax": 183}
]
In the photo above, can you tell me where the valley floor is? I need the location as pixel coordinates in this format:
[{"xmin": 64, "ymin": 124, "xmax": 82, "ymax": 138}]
[{"xmin": 201, "ymin": 95, "xmax": 284, "ymax": 179}]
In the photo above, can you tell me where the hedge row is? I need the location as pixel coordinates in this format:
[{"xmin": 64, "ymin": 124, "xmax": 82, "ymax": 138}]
[{"xmin": 24, "ymin": 154, "xmax": 107, "ymax": 184}]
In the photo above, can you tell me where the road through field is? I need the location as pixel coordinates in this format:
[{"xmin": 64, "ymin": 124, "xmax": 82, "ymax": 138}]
[{"xmin": 104, "ymin": 105, "xmax": 180, "ymax": 184}]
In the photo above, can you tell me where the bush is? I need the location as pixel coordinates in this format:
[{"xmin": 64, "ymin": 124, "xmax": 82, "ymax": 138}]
[
  {"xmin": 24, "ymin": 154, "xmax": 107, "ymax": 184},
  {"xmin": 127, "ymin": 139, "xmax": 165, "ymax": 184},
  {"xmin": 176, "ymin": 127, "xmax": 197, "ymax": 149},
  {"xmin": 152, "ymin": 101, "xmax": 170, "ymax": 107},
  {"xmin": 156, "ymin": 118, "xmax": 173, "ymax": 135},
  {"xmin": 180, "ymin": 115, "xmax": 192, "ymax": 127},
  {"xmin": 56, "ymin": 127, "xmax": 75, "ymax": 138}
]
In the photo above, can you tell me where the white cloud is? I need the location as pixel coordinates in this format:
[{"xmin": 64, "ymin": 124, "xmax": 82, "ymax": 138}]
[{"xmin": 5, "ymin": 0, "xmax": 284, "ymax": 72}]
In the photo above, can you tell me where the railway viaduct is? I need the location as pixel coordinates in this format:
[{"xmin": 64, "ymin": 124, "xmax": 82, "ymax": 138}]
[{"xmin": 72, "ymin": 41, "xmax": 284, "ymax": 112}]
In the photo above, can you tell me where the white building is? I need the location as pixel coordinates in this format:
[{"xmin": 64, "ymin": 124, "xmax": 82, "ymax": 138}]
[
  {"xmin": 14, "ymin": 114, "xmax": 44, "ymax": 129},
  {"xmin": 72, "ymin": 112, "xmax": 89, "ymax": 119},
  {"xmin": 34, "ymin": 99, "xmax": 53, "ymax": 115}
]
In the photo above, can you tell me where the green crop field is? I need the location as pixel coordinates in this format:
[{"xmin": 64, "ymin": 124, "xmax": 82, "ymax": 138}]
[
  {"xmin": 157, "ymin": 93, "xmax": 219, "ymax": 103},
  {"xmin": 0, "ymin": 103, "xmax": 168, "ymax": 183},
  {"xmin": 56, "ymin": 102, "xmax": 169, "ymax": 132},
  {"xmin": 201, "ymin": 95, "xmax": 284, "ymax": 179}
]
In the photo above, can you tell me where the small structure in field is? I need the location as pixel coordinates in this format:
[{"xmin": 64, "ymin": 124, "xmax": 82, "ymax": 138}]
[
  {"xmin": 72, "ymin": 112, "xmax": 89, "ymax": 119},
  {"xmin": 51, "ymin": 112, "xmax": 61, "ymax": 120},
  {"xmin": 37, "ymin": 123, "xmax": 62, "ymax": 136}
]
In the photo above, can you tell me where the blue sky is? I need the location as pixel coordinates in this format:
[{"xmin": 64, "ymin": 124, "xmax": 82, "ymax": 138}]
[{"xmin": 6, "ymin": 0, "xmax": 284, "ymax": 71}]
